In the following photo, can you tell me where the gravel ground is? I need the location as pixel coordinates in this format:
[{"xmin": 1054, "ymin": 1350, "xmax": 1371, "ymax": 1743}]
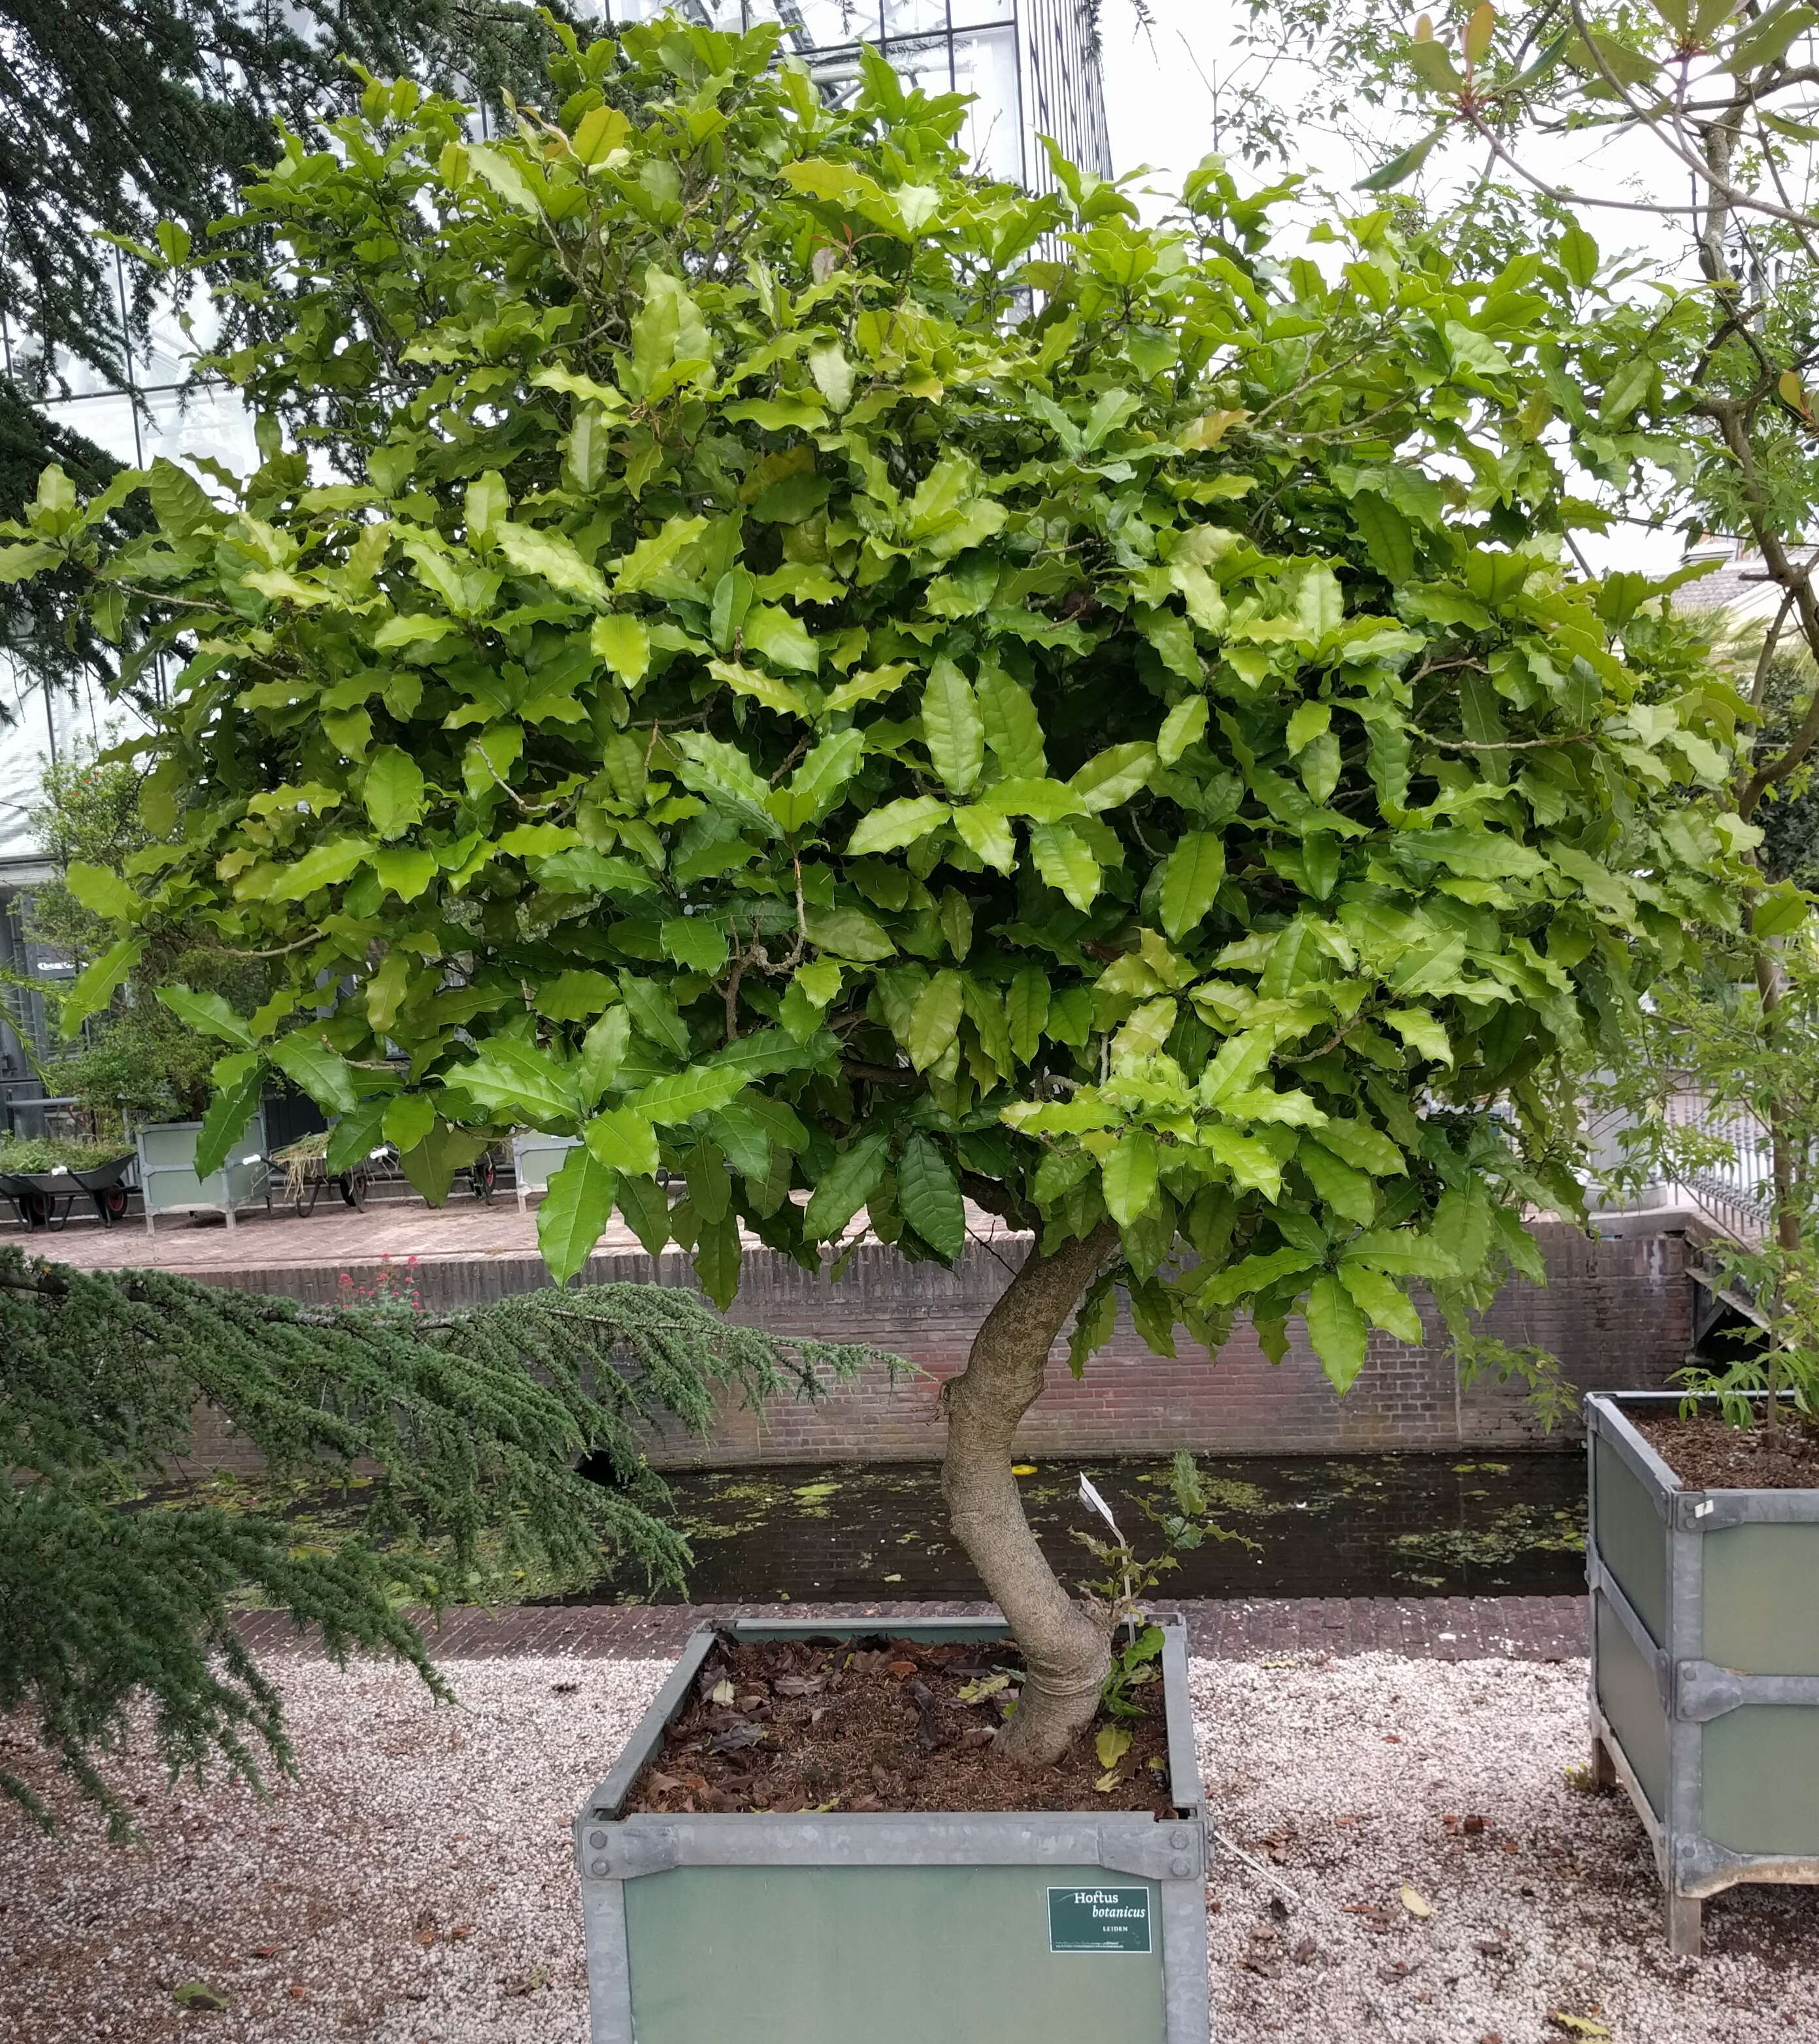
[
  {"xmin": 0, "ymin": 1658, "xmax": 670, "ymax": 2043},
  {"xmin": 1195, "ymin": 1654, "xmax": 1818, "ymax": 2041},
  {"xmin": 3, "ymin": 1650, "xmax": 1816, "ymax": 2042}
]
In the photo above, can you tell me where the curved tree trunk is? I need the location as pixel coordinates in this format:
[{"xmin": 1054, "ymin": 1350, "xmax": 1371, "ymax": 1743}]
[{"xmin": 941, "ymin": 1220, "xmax": 1121, "ymax": 1768}]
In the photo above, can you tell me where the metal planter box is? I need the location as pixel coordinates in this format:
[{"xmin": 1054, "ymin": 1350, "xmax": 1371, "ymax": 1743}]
[
  {"xmin": 1588, "ymin": 1391, "xmax": 1819, "ymax": 1955},
  {"xmin": 575, "ymin": 1615, "xmax": 1210, "ymax": 2043},
  {"xmin": 512, "ymin": 1129, "xmax": 580, "ymax": 1211},
  {"xmin": 135, "ymin": 1112, "xmax": 270, "ymax": 1230}
]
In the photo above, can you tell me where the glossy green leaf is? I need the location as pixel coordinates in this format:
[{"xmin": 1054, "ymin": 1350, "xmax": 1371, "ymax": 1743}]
[
  {"xmin": 693, "ymin": 1208, "xmax": 743, "ymax": 1309},
  {"xmin": 493, "ymin": 521, "xmax": 609, "ymax": 604},
  {"xmin": 456, "ymin": 1036, "xmax": 580, "ymax": 1124},
  {"xmin": 743, "ymin": 603, "xmax": 820, "ymax": 674},
  {"xmin": 326, "ymin": 1096, "xmax": 390, "ymax": 1174},
  {"xmin": 1305, "ymin": 1272, "xmax": 1369, "ymax": 1391},
  {"xmin": 591, "ymin": 613, "xmax": 651, "ymax": 685},
  {"xmin": 1295, "ymin": 1138, "xmax": 1377, "ymax": 1225},
  {"xmin": 771, "ymin": 727, "xmax": 863, "ymax": 832},
  {"xmin": 271, "ymin": 838, "xmax": 372, "ymax": 901},
  {"xmin": 1028, "ymin": 821, "xmax": 1100, "ymax": 910},
  {"xmin": 908, "ymin": 968, "xmax": 965, "ymax": 1070},
  {"xmin": 578, "ymin": 1006, "xmax": 632, "ymax": 1106},
  {"xmin": 383, "ymin": 1094, "xmax": 437, "ymax": 1153},
  {"xmin": 803, "ymin": 1130, "xmax": 890, "ymax": 1240},
  {"xmin": 64, "ymin": 860, "xmax": 135, "ymax": 921},
  {"xmin": 976, "ymin": 663, "xmax": 1046, "ymax": 777},
  {"xmin": 921, "ymin": 657, "xmax": 984, "ymax": 795},
  {"xmin": 616, "ymin": 1170, "xmax": 671, "ymax": 1257},
  {"xmin": 1069, "ymin": 742, "xmax": 1156, "ymax": 813},
  {"xmin": 584, "ymin": 1104, "xmax": 659, "ymax": 1176},
  {"xmin": 1102, "ymin": 1129, "xmax": 1160, "ymax": 1225},
  {"xmin": 194, "ymin": 1053, "xmax": 265, "ymax": 1177},
  {"xmin": 897, "ymin": 1134, "xmax": 964, "ymax": 1257},
  {"xmin": 848, "ymin": 795, "xmax": 950, "ymax": 855},
  {"xmin": 1337, "ymin": 1261, "xmax": 1424, "ymax": 1344},
  {"xmin": 1311, "ymin": 1117, "xmax": 1405, "ymax": 1176},
  {"xmin": 631, "ymin": 1061, "xmax": 752, "ymax": 1124},
  {"xmin": 375, "ymin": 846, "xmax": 438, "ymax": 901},
  {"xmin": 395, "ymin": 1122, "xmax": 488, "ymax": 1206},
  {"xmin": 661, "ymin": 916, "xmax": 731, "ymax": 974},
  {"xmin": 363, "ymin": 746, "xmax": 426, "ymax": 840},
  {"xmin": 1159, "ymin": 832, "xmax": 1226, "ymax": 942},
  {"xmin": 950, "ymin": 802, "xmax": 1016, "ymax": 872},
  {"xmin": 1007, "ymin": 965, "xmax": 1050, "ymax": 1061},
  {"xmin": 538, "ymin": 1146, "xmax": 618, "ymax": 1283},
  {"xmin": 1156, "ymin": 696, "xmax": 1208, "ymax": 765},
  {"xmin": 1199, "ymin": 1245, "xmax": 1321, "ymax": 1306},
  {"xmin": 1343, "ymin": 1230, "xmax": 1458, "ymax": 1280},
  {"xmin": 803, "ymin": 905, "xmax": 895, "ymax": 961},
  {"xmin": 158, "ymin": 984, "xmax": 254, "ymax": 1047},
  {"xmin": 1067, "ymin": 1272, "xmax": 1119, "ymax": 1379},
  {"xmin": 268, "ymin": 1032, "xmax": 360, "ymax": 1115}
]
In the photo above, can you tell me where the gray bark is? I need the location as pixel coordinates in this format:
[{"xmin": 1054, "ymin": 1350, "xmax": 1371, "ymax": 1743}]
[{"xmin": 941, "ymin": 1221, "xmax": 1121, "ymax": 1767}]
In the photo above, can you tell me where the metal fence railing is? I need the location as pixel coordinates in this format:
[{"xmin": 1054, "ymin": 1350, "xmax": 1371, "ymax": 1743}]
[{"xmin": 1585, "ymin": 1088, "xmax": 1776, "ymax": 1243}]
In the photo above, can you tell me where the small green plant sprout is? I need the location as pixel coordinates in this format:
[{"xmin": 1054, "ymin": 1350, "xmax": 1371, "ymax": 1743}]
[
  {"xmin": 1149, "ymin": 1448, "xmax": 1260, "ymax": 1555},
  {"xmin": 1078, "ymin": 1453, "xmax": 1271, "ymax": 1722},
  {"xmin": 1073, "ymin": 1473, "xmax": 1173, "ymax": 1721}
]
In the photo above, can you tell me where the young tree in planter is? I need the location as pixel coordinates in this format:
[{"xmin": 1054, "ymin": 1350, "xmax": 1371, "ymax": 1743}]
[{"xmin": 11, "ymin": 16, "xmax": 1752, "ymax": 1760}]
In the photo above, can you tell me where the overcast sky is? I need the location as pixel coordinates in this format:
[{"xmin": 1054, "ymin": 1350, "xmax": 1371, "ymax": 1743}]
[{"xmin": 1099, "ymin": 1, "xmax": 1366, "ymax": 207}]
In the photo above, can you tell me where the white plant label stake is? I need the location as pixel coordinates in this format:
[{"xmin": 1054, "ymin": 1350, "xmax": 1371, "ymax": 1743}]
[{"xmin": 1078, "ymin": 1474, "xmax": 1124, "ymax": 1545}]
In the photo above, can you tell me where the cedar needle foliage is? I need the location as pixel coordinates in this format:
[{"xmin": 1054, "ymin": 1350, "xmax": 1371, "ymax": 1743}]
[{"xmin": 0, "ymin": 1245, "xmax": 892, "ymax": 1837}]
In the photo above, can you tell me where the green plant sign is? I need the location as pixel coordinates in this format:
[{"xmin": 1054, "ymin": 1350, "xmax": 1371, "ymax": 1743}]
[
  {"xmin": 2, "ymin": 14, "xmax": 1754, "ymax": 1756},
  {"xmin": 1047, "ymin": 1886, "xmax": 1154, "ymax": 1954}
]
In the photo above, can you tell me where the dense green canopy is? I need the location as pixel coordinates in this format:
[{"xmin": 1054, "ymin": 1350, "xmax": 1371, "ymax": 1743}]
[{"xmin": 15, "ymin": 15, "xmax": 1754, "ymax": 1389}]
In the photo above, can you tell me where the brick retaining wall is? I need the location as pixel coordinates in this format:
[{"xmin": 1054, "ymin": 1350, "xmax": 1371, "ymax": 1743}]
[{"xmin": 180, "ymin": 1212, "xmax": 1695, "ymax": 1472}]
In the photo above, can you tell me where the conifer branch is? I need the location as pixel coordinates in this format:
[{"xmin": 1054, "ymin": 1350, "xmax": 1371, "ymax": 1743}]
[{"xmin": 0, "ymin": 1248, "xmax": 899, "ymax": 1837}]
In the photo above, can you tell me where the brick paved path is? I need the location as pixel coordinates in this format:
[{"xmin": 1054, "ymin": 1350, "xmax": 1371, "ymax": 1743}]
[
  {"xmin": 22, "ymin": 1185, "xmax": 1012, "ymax": 1280},
  {"xmin": 238, "ymin": 1594, "xmax": 1586, "ymax": 1664}
]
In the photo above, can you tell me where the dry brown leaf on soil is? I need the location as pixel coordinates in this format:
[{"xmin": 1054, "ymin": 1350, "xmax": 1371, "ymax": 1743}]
[{"xmin": 956, "ymin": 1672, "xmax": 1012, "ymax": 1704}]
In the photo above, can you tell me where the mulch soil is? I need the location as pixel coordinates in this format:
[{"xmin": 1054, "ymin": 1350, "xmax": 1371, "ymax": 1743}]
[
  {"xmin": 1632, "ymin": 1408, "xmax": 1819, "ymax": 1491},
  {"xmin": 623, "ymin": 1632, "xmax": 1176, "ymax": 1817}
]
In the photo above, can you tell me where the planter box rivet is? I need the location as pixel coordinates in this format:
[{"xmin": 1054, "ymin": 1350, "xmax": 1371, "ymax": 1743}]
[
  {"xmin": 1587, "ymin": 1391, "xmax": 1819, "ymax": 1958},
  {"xmin": 575, "ymin": 1615, "xmax": 1212, "ymax": 2043}
]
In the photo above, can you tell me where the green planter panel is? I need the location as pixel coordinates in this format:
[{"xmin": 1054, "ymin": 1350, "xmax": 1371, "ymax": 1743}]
[
  {"xmin": 576, "ymin": 1616, "xmax": 1211, "ymax": 2044},
  {"xmin": 625, "ymin": 1865, "xmax": 1165, "ymax": 2044},
  {"xmin": 1703, "ymin": 1523, "xmax": 1819, "ymax": 1675}
]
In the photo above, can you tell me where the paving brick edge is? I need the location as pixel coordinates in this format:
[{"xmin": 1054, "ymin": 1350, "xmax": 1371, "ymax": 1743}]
[{"xmin": 237, "ymin": 1594, "xmax": 1587, "ymax": 1665}]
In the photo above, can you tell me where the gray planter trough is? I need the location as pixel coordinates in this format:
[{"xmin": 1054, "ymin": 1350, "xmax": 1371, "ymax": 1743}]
[
  {"xmin": 1588, "ymin": 1390, "xmax": 1819, "ymax": 1955},
  {"xmin": 575, "ymin": 1614, "xmax": 1211, "ymax": 2043},
  {"xmin": 134, "ymin": 1111, "xmax": 271, "ymax": 1231}
]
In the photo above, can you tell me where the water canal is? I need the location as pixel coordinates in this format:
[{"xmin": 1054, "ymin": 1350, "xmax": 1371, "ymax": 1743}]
[{"xmin": 556, "ymin": 1451, "xmax": 1588, "ymax": 1605}]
